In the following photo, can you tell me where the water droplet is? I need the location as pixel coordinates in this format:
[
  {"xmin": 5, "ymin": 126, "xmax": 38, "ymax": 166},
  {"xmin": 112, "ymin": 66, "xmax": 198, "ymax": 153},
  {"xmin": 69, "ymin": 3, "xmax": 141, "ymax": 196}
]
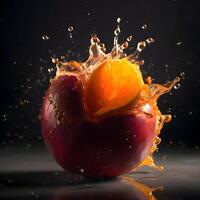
[
  {"xmin": 128, "ymin": 145, "xmax": 132, "ymax": 149},
  {"xmin": 68, "ymin": 26, "xmax": 74, "ymax": 32},
  {"xmin": 121, "ymin": 42, "xmax": 129, "ymax": 49},
  {"xmin": 173, "ymin": 83, "xmax": 180, "ymax": 89},
  {"xmin": 142, "ymin": 24, "xmax": 147, "ymax": 29},
  {"xmin": 137, "ymin": 41, "xmax": 146, "ymax": 51},
  {"xmin": 52, "ymin": 58, "xmax": 59, "ymax": 64},
  {"xmin": 167, "ymin": 108, "xmax": 171, "ymax": 113},
  {"xmin": 188, "ymin": 111, "xmax": 193, "ymax": 115},
  {"xmin": 114, "ymin": 26, "xmax": 121, "ymax": 36},
  {"xmin": 127, "ymin": 35, "xmax": 133, "ymax": 42},
  {"xmin": 117, "ymin": 17, "xmax": 121, "ymax": 23},
  {"xmin": 146, "ymin": 37, "xmax": 155, "ymax": 44},
  {"xmin": 60, "ymin": 55, "xmax": 65, "ymax": 60},
  {"xmin": 176, "ymin": 41, "xmax": 182, "ymax": 46},
  {"xmin": 80, "ymin": 168, "xmax": 84, "ymax": 173},
  {"xmin": 180, "ymin": 72, "xmax": 185, "ymax": 77},
  {"xmin": 3, "ymin": 114, "xmax": 7, "ymax": 121},
  {"xmin": 42, "ymin": 35, "xmax": 49, "ymax": 40},
  {"xmin": 48, "ymin": 68, "xmax": 54, "ymax": 73}
]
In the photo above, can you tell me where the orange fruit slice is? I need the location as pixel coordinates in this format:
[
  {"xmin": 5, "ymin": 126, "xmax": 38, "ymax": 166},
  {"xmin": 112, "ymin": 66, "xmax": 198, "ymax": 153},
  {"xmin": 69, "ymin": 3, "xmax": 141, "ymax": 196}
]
[{"xmin": 86, "ymin": 58, "xmax": 144, "ymax": 116}]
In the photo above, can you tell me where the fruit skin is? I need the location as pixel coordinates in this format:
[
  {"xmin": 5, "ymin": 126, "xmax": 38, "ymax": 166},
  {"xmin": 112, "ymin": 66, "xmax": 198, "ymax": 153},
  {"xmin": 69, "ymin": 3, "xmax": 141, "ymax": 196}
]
[{"xmin": 41, "ymin": 75, "xmax": 157, "ymax": 177}]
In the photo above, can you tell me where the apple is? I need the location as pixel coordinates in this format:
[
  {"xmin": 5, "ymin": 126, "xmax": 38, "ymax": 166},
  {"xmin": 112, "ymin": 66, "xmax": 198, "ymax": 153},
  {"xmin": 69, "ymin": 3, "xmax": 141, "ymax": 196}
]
[{"xmin": 41, "ymin": 74, "xmax": 157, "ymax": 177}]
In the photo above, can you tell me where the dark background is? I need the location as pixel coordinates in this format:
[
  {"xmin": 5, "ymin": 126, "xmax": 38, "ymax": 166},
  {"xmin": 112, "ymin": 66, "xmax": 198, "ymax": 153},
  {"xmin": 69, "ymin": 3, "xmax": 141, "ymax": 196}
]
[{"xmin": 0, "ymin": 0, "xmax": 199, "ymax": 151}]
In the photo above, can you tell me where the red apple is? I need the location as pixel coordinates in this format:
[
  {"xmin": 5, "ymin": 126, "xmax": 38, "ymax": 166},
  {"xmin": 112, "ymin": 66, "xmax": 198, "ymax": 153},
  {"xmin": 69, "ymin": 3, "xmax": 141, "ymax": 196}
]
[{"xmin": 41, "ymin": 74, "xmax": 157, "ymax": 177}]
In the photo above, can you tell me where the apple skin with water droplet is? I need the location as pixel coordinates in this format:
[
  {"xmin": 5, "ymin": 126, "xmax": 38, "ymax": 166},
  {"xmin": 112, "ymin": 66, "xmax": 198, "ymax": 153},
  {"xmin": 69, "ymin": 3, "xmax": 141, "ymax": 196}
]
[{"xmin": 41, "ymin": 75, "xmax": 157, "ymax": 177}]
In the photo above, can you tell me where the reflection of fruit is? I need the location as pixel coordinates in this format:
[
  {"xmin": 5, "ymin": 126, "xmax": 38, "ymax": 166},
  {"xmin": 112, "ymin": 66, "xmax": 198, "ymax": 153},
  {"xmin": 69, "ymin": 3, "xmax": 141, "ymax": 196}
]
[
  {"xmin": 53, "ymin": 177, "xmax": 157, "ymax": 200},
  {"xmin": 86, "ymin": 58, "xmax": 144, "ymax": 115},
  {"xmin": 41, "ymin": 72, "xmax": 157, "ymax": 177}
]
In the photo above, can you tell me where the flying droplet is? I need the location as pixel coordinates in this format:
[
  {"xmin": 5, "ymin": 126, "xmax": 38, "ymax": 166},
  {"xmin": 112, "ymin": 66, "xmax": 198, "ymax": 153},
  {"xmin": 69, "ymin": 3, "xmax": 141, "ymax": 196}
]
[
  {"xmin": 114, "ymin": 26, "xmax": 121, "ymax": 36},
  {"xmin": 117, "ymin": 17, "xmax": 121, "ymax": 23},
  {"xmin": 146, "ymin": 37, "xmax": 155, "ymax": 44},
  {"xmin": 60, "ymin": 55, "xmax": 65, "ymax": 60},
  {"xmin": 52, "ymin": 58, "xmax": 59, "ymax": 64},
  {"xmin": 42, "ymin": 35, "xmax": 49, "ymax": 40},
  {"xmin": 68, "ymin": 26, "xmax": 74, "ymax": 32},
  {"xmin": 173, "ymin": 83, "xmax": 180, "ymax": 89},
  {"xmin": 180, "ymin": 72, "xmax": 185, "ymax": 77},
  {"xmin": 142, "ymin": 24, "xmax": 147, "ymax": 29},
  {"xmin": 127, "ymin": 35, "xmax": 133, "ymax": 42},
  {"xmin": 176, "ymin": 41, "xmax": 182, "ymax": 46},
  {"xmin": 80, "ymin": 168, "xmax": 84, "ymax": 173},
  {"xmin": 3, "ymin": 114, "xmax": 7, "ymax": 121}
]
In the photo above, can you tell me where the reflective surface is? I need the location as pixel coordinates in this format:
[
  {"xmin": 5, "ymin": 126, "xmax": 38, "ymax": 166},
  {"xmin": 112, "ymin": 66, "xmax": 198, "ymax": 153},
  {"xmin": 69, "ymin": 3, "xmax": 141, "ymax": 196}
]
[{"xmin": 0, "ymin": 147, "xmax": 200, "ymax": 200}]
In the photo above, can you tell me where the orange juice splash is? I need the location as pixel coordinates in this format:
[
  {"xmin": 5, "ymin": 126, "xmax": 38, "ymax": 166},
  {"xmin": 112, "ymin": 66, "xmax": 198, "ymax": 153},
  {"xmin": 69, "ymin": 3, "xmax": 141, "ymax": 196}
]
[{"xmin": 53, "ymin": 18, "xmax": 180, "ymax": 171}]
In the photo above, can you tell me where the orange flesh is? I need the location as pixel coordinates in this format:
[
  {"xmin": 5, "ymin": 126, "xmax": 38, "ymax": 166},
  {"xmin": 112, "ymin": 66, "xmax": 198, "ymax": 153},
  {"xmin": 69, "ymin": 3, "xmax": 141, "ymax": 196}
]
[{"xmin": 86, "ymin": 58, "xmax": 144, "ymax": 116}]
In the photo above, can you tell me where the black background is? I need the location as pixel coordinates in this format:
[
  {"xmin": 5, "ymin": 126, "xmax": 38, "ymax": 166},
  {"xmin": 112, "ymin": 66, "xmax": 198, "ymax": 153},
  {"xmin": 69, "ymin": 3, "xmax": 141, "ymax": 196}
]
[{"xmin": 0, "ymin": 0, "xmax": 199, "ymax": 150}]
